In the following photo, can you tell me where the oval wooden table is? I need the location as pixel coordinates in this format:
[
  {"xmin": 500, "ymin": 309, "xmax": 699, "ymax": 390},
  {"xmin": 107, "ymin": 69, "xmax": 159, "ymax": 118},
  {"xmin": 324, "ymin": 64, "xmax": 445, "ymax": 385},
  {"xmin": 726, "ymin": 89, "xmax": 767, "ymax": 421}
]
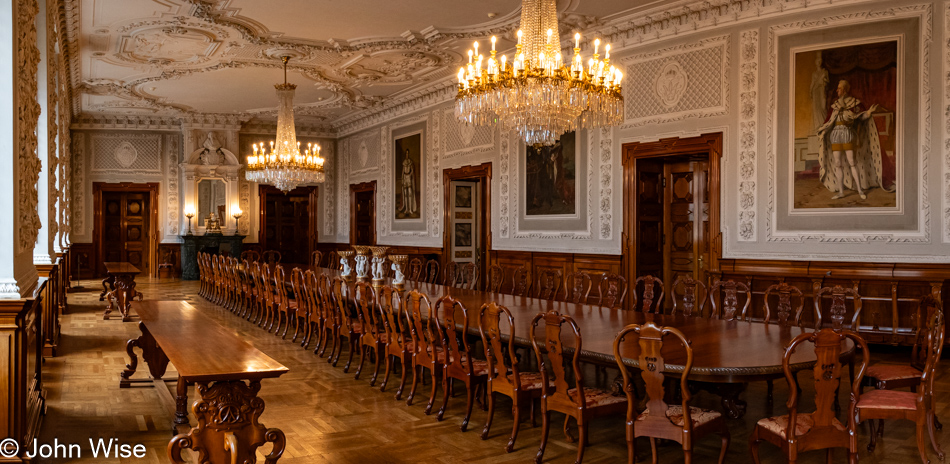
[{"xmin": 242, "ymin": 264, "xmax": 855, "ymax": 418}]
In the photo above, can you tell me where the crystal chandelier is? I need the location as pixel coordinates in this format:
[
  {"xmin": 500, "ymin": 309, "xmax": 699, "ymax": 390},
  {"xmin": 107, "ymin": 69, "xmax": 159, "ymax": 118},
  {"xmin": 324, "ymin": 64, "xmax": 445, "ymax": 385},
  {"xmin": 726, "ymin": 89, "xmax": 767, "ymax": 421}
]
[
  {"xmin": 245, "ymin": 56, "xmax": 325, "ymax": 193},
  {"xmin": 455, "ymin": 0, "xmax": 623, "ymax": 146}
]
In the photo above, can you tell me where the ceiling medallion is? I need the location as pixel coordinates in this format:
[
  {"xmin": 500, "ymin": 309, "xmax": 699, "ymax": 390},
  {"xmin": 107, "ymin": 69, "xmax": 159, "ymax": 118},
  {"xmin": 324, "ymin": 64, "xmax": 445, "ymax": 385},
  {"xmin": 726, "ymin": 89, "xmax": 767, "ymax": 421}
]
[
  {"xmin": 245, "ymin": 55, "xmax": 325, "ymax": 193},
  {"xmin": 455, "ymin": 0, "xmax": 624, "ymax": 146}
]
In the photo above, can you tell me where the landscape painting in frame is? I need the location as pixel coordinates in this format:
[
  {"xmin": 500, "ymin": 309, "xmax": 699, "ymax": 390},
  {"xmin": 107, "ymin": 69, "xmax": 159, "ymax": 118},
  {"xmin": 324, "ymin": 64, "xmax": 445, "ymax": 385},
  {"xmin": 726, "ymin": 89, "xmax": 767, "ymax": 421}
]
[
  {"xmin": 790, "ymin": 39, "xmax": 899, "ymax": 210},
  {"xmin": 525, "ymin": 131, "xmax": 576, "ymax": 216},
  {"xmin": 394, "ymin": 132, "xmax": 422, "ymax": 220}
]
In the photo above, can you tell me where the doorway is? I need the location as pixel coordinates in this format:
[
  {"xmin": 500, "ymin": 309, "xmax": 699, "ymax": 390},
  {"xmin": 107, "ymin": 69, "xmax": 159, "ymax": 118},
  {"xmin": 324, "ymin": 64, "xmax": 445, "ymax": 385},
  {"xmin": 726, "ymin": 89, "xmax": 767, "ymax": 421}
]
[
  {"xmin": 350, "ymin": 181, "xmax": 376, "ymax": 245},
  {"xmin": 443, "ymin": 163, "xmax": 492, "ymax": 288},
  {"xmin": 622, "ymin": 134, "xmax": 722, "ymax": 309},
  {"xmin": 93, "ymin": 182, "xmax": 159, "ymax": 277},
  {"xmin": 259, "ymin": 185, "xmax": 317, "ymax": 264}
]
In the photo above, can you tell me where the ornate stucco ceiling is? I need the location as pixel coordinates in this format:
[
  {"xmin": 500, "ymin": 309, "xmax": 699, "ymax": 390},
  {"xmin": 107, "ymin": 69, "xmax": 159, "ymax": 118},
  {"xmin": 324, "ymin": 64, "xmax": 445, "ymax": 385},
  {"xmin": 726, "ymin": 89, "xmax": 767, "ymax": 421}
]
[{"xmin": 65, "ymin": 0, "xmax": 667, "ymax": 130}]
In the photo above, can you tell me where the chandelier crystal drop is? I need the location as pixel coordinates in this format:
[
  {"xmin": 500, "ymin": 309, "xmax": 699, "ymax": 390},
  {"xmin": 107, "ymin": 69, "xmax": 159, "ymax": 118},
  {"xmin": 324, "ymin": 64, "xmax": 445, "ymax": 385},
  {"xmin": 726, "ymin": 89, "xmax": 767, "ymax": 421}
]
[
  {"xmin": 245, "ymin": 56, "xmax": 325, "ymax": 193},
  {"xmin": 454, "ymin": 0, "xmax": 624, "ymax": 146}
]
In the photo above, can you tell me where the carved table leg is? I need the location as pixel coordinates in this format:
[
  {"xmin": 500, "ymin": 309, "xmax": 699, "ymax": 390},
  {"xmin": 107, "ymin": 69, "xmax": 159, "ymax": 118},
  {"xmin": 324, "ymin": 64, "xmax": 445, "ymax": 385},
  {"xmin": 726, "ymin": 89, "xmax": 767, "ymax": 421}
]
[
  {"xmin": 100, "ymin": 275, "xmax": 115, "ymax": 301},
  {"xmin": 175, "ymin": 377, "xmax": 189, "ymax": 426},
  {"xmin": 168, "ymin": 380, "xmax": 286, "ymax": 464},
  {"xmin": 103, "ymin": 291, "xmax": 116, "ymax": 320},
  {"xmin": 120, "ymin": 322, "xmax": 170, "ymax": 388},
  {"xmin": 113, "ymin": 274, "xmax": 138, "ymax": 322},
  {"xmin": 715, "ymin": 383, "xmax": 748, "ymax": 419}
]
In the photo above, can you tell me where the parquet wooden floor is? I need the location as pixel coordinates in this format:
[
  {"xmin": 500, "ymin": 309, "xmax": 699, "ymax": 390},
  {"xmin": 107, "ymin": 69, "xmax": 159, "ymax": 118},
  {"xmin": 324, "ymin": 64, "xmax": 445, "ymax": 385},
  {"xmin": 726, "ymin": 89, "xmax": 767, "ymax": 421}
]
[{"xmin": 37, "ymin": 278, "xmax": 949, "ymax": 463}]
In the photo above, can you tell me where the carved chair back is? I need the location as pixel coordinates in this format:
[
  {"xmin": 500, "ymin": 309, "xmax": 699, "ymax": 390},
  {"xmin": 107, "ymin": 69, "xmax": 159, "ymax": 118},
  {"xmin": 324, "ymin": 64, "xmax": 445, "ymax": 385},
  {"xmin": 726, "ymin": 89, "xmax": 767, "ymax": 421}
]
[
  {"xmin": 814, "ymin": 285, "xmax": 862, "ymax": 331},
  {"xmin": 478, "ymin": 302, "xmax": 522, "ymax": 394},
  {"xmin": 598, "ymin": 273, "xmax": 628, "ymax": 310},
  {"xmin": 290, "ymin": 267, "xmax": 309, "ymax": 317},
  {"xmin": 535, "ymin": 269, "xmax": 562, "ymax": 300},
  {"xmin": 613, "ymin": 321, "xmax": 696, "ymax": 438},
  {"xmin": 331, "ymin": 278, "xmax": 357, "ymax": 331},
  {"xmin": 764, "ymin": 282, "xmax": 806, "ymax": 327},
  {"xmin": 434, "ymin": 295, "xmax": 477, "ymax": 376},
  {"xmin": 259, "ymin": 264, "xmax": 275, "ymax": 310},
  {"xmin": 424, "ymin": 259, "xmax": 440, "ymax": 284},
  {"xmin": 530, "ymin": 311, "xmax": 585, "ymax": 413},
  {"xmin": 511, "ymin": 267, "xmax": 531, "ymax": 297},
  {"xmin": 263, "ymin": 250, "xmax": 282, "ymax": 266},
  {"xmin": 458, "ymin": 262, "xmax": 479, "ymax": 290},
  {"xmin": 487, "ymin": 265, "xmax": 505, "ymax": 293},
  {"xmin": 564, "ymin": 271, "xmax": 592, "ymax": 304},
  {"xmin": 709, "ymin": 279, "xmax": 752, "ymax": 321},
  {"xmin": 326, "ymin": 250, "xmax": 339, "ymax": 270},
  {"xmin": 918, "ymin": 304, "xmax": 945, "ymax": 405},
  {"xmin": 443, "ymin": 261, "xmax": 460, "ymax": 286},
  {"xmin": 379, "ymin": 285, "xmax": 408, "ymax": 353},
  {"xmin": 911, "ymin": 295, "xmax": 943, "ymax": 370},
  {"xmin": 303, "ymin": 269, "xmax": 318, "ymax": 319},
  {"xmin": 671, "ymin": 275, "xmax": 707, "ymax": 317},
  {"xmin": 311, "ymin": 250, "xmax": 324, "ymax": 268},
  {"xmin": 782, "ymin": 328, "xmax": 869, "ymax": 443},
  {"xmin": 405, "ymin": 290, "xmax": 441, "ymax": 365},
  {"xmin": 355, "ymin": 281, "xmax": 381, "ymax": 341},
  {"xmin": 272, "ymin": 265, "xmax": 291, "ymax": 310},
  {"xmin": 406, "ymin": 258, "xmax": 424, "ymax": 281},
  {"xmin": 633, "ymin": 275, "xmax": 664, "ymax": 313},
  {"xmin": 240, "ymin": 250, "xmax": 260, "ymax": 263},
  {"xmin": 247, "ymin": 260, "xmax": 260, "ymax": 299},
  {"xmin": 316, "ymin": 273, "xmax": 336, "ymax": 330}
]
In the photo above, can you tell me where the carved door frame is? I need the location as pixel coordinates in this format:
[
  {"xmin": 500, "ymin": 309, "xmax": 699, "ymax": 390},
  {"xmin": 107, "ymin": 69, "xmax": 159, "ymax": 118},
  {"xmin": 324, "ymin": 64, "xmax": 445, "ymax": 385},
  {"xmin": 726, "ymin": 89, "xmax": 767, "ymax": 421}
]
[
  {"xmin": 350, "ymin": 181, "xmax": 377, "ymax": 245},
  {"xmin": 442, "ymin": 162, "xmax": 492, "ymax": 288},
  {"xmin": 92, "ymin": 182, "xmax": 160, "ymax": 278},
  {"xmin": 621, "ymin": 133, "xmax": 722, "ymax": 310}
]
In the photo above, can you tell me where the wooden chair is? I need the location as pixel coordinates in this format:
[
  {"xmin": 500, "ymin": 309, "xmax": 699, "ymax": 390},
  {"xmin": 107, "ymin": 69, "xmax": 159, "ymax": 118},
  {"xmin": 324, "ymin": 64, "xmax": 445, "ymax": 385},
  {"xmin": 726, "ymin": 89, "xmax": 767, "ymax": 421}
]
[
  {"xmin": 511, "ymin": 267, "xmax": 531, "ymax": 297},
  {"xmin": 326, "ymin": 250, "xmax": 339, "ymax": 270},
  {"xmin": 258, "ymin": 265, "xmax": 277, "ymax": 331},
  {"xmin": 458, "ymin": 263, "xmax": 479, "ymax": 290},
  {"xmin": 764, "ymin": 282, "xmax": 807, "ymax": 328},
  {"xmin": 563, "ymin": 271, "xmax": 592, "ymax": 304},
  {"xmin": 312, "ymin": 273, "xmax": 335, "ymax": 357},
  {"xmin": 247, "ymin": 261, "xmax": 264, "ymax": 324},
  {"xmin": 444, "ymin": 261, "xmax": 460, "ymax": 286},
  {"xmin": 597, "ymin": 273, "xmax": 628, "ymax": 310},
  {"xmin": 272, "ymin": 265, "xmax": 297, "ymax": 338},
  {"xmin": 290, "ymin": 268, "xmax": 311, "ymax": 344},
  {"xmin": 749, "ymin": 328, "xmax": 869, "ymax": 464},
  {"xmin": 857, "ymin": 305, "xmax": 945, "ymax": 464},
  {"xmin": 311, "ymin": 250, "xmax": 324, "ymax": 268},
  {"xmin": 633, "ymin": 275, "xmax": 664, "ymax": 313},
  {"xmin": 535, "ymin": 269, "xmax": 561, "ymax": 300},
  {"xmin": 814, "ymin": 285, "xmax": 862, "ymax": 331},
  {"xmin": 709, "ymin": 279, "xmax": 753, "ymax": 321},
  {"xmin": 354, "ymin": 281, "xmax": 385, "ymax": 386},
  {"xmin": 404, "ymin": 290, "xmax": 444, "ymax": 414},
  {"xmin": 613, "ymin": 321, "xmax": 730, "ymax": 464},
  {"xmin": 671, "ymin": 275, "xmax": 707, "ymax": 317},
  {"xmin": 378, "ymin": 285, "xmax": 413, "ymax": 399},
  {"xmin": 487, "ymin": 265, "xmax": 505, "ymax": 293},
  {"xmin": 530, "ymin": 310, "xmax": 627, "ymax": 464},
  {"xmin": 240, "ymin": 250, "xmax": 260, "ymax": 263},
  {"xmin": 406, "ymin": 258, "xmax": 424, "ymax": 281},
  {"xmin": 479, "ymin": 302, "xmax": 544, "ymax": 452},
  {"xmin": 424, "ymin": 259, "xmax": 440, "ymax": 284},
  {"xmin": 329, "ymin": 278, "xmax": 362, "ymax": 372},
  {"xmin": 300, "ymin": 270, "xmax": 320, "ymax": 349},
  {"xmin": 862, "ymin": 294, "xmax": 944, "ymax": 449},
  {"xmin": 435, "ymin": 295, "xmax": 489, "ymax": 431},
  {"xmin": 263, "ymin": 250, "xmax": 281, "ymax": 265}
]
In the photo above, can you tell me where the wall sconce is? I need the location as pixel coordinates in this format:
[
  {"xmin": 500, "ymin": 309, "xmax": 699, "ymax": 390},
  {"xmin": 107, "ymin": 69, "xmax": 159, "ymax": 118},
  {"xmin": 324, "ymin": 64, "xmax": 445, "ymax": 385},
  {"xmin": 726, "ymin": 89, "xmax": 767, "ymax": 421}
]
[
  {"xmin": 184, "ymin": 205, "xmax": 196, "ymax": 236},
  {"xmin": 232, "ymin": 205, "xmax": 243, "ymax": 234}
]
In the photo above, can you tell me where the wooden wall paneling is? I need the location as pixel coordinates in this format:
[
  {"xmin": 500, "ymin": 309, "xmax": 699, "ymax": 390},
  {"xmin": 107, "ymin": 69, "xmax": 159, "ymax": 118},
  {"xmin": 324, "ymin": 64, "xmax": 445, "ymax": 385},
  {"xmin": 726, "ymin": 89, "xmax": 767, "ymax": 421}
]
[
  {"xmin": 531, "ymin": 253, "xmax": 572, "ymax": 298},
  {"xmin": 0, "ymin": 289, "xmax": 45, "ymax": 461},
  {"xmin": 493, "ymin": 250, "xmax": 533, "ymax": 294},
  {"xmin": 69, "ymin": 243, "xmax": 95, "ymax": 282},
  {"xmin": 572, "ymin": 254, "xmax": 623, "ymax": 304}
]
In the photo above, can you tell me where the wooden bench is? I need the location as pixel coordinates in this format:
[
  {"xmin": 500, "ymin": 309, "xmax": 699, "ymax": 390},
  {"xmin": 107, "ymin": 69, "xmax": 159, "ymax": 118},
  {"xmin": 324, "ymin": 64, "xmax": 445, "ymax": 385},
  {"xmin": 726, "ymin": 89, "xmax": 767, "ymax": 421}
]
[
  {"xmin": 120, "ymin": 300, "xmax": 289, "ymax": 463},
  {"xmin": 101, "ymin": 262, "xmax": 142, "ymax": 321}
]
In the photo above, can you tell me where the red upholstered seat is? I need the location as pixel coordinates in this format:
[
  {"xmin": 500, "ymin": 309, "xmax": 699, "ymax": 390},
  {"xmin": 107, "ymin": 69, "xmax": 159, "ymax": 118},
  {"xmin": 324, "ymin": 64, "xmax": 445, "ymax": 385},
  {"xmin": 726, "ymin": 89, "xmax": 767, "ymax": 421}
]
[
  {"xmin": 512, "ymin": 371, "xmax": 548, "ymax": 390},
  {"xmin": 567, "ymin": 388, "xmax": 627, "ymax": 408},
  {"xmin": 857, "ymin": 389, "xmax": 918, "ymax": 411},
  {"xmin": 865, "ymin": 364, "xmax": 922, "ymax": 382},
  {"xmin": 638, "ymin": 405, "xmax": 723, "ymax": 428},
  {"xmin": 756, "ymin": 413, "xmax": 846, "ymax": 439}
]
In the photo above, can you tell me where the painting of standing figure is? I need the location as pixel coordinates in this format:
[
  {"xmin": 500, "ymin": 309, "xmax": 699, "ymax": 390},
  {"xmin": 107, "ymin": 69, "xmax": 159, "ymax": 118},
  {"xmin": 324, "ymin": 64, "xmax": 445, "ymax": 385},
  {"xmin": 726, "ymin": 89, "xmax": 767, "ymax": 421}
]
[
  {"xmin": 791, "ymin": 40, "xmax": 898, "ymax": 209},
  {"xmin": 525, "ymin": 131, "xmax": 576, "ymax": 216},
  {"xmin": 394, "ymin": 133, "xmax": 422, "ymax": 220}
]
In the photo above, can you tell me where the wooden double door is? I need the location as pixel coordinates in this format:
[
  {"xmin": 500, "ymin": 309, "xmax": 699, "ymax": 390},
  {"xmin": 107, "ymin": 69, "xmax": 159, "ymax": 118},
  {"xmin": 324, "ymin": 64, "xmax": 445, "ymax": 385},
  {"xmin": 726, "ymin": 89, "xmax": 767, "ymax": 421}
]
[
  {"xmin": 259, "ymin": 186, "xmax": 317, "ymax": 264},
  {"xmin": 623, "ymin": 134, "xmax": 722, "ymax": 310},
  {"xmin": 95, "ymin": 186, "xmax": 155, "ymax": 277}
]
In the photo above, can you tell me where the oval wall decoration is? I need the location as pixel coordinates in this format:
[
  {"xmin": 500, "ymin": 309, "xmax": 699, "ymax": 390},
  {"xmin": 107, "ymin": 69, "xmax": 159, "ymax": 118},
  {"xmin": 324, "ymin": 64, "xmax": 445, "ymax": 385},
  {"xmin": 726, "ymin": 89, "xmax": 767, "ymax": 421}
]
[
  {"xmin": 114, "ymin": 141, "xmax": 138, "ymax": 168},
  {"xmin": 654, "ymin": 61, "xmax": 688, "ymax": 108}
]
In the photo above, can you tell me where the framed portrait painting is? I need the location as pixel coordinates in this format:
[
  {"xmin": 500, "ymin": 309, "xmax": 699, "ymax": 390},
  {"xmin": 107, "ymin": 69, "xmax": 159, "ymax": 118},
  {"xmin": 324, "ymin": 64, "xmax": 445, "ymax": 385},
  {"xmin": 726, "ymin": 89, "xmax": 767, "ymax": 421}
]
[
  {"xmin": 525, "ymin": 131, "xmax": 576, "ymax": 216},
  {"xmin": 394, "ymin": 132, "xmax": 422, "ymax": 221},
  {"xmin": 772, "ymin": 15, "xmax": 922, "ymax": 236}
]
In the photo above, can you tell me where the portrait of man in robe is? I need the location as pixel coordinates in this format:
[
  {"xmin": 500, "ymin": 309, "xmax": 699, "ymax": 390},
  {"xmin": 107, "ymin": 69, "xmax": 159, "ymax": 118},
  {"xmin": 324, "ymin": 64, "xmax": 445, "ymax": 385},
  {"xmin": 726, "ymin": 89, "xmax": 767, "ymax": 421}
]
[
  {"xmin": 394, "ymin": 133, "xmax": 422, "ymax": 220},
  {"xmin": 791, "ymin": 40, "xmax": 898, "ymax": 209}
]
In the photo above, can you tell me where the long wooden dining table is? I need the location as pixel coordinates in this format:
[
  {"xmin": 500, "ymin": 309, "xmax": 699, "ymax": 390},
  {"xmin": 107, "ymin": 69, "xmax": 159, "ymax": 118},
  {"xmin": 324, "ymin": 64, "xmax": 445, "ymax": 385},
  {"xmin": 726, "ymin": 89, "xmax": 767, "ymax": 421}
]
[{"xmin": 238, "ymin": 263, "xmax": 855, "ymax": 419}]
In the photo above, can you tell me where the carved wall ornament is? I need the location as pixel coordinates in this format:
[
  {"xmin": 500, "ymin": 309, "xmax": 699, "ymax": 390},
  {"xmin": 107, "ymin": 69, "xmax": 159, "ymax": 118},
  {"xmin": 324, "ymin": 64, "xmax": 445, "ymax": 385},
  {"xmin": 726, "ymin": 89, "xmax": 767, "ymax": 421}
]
[
  {"xmin": 358, "ymin": 140, "xmax": 369, "ymax": 168},
  {"xmin": 18, "ymin": 0, "xmax": 42, "ymax": 253},
  {"xmin": 71, "ymin": 133, "xmax": 85, "ymax": 236},
  {"xmin": 945, "ymin": 2, "xmax": 950, "ymax": 243},
  {"xmin": 114, "ymin": 141, "xmax": 138, "ymax": 168},
  {"xmin": 654, "ymin": 61, "xmax": 688, "ymax": 108},
  {"xmin": 737, "ymin": 29, "xmax": 758, "ymax": 242},
  {"xmin": 460, "ymin": 122, "xmax": 475, "ymax": 146}
]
